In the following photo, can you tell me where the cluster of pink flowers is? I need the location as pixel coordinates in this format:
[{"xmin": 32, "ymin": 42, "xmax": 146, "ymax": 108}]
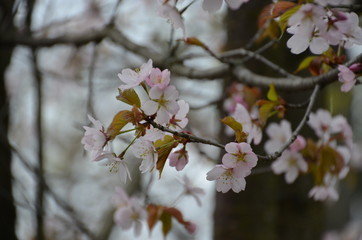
[
  {"xmin": 286, "ymin": 3, "xmax": 362, "ymax": 54},
  {"xmin": 207, "ymin": 142, "xmax": 258, "ymax": 193},
  {"xmin": 264, "ymin": 109, "xmax": 353, "ymax": 201},
  {"xmin": 265, "ymin": 120, "xmax": 308, "ymax": 184}
]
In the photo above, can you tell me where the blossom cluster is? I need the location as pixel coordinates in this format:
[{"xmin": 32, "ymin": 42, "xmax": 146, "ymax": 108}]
[
  {"xmin": 112, "ymin": 178, "xmax": 202, "ymax": 237},
  {"xmin": 265, "ymin": 109, "xmax": 353, "ymax": 201},
  {"xmin": 286, "ymin": 2, "xmax": 362, "ymax": 54}
]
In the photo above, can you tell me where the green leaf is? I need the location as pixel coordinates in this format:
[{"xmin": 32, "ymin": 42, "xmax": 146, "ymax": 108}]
[
  {"xmin": 267, "ymin": 84, "xmax": 278, "ymax": 102},
  {"xmin": 154, "ymin": 135, "xmax": 177, "ymax": 177},
  {"xmin": 160, "ymin": 212, "xmax": 172, "ymax": 238},
  {"xmin": 116, "ymin": 88, "xmax": 141, "ymax": 108},
  {"xmin": 221, "ymin": 116, "xmax": 247, "ymax": 142},
  {"xmin": 106, "ymin": 110, "xmax": 133, "ymax": 139},
  {"xmin": 295, "ymin": 56, "xmax": 317, "ymax": 73},
  {"xmin": 258, "ymin": 102, "xmax": 275, "ymax": 125},
  {"xmin": 278, "ymin": 4, "xmax": 301, "ymax": 33}
]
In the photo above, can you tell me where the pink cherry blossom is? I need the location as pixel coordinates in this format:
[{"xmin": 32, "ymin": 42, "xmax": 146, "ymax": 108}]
[
  {"xmin": 331, "ymin": 115, "xmax": 354, "ymax": 148},
  {"xmin": 202, "ymin": 0, "xmax": 248, "ymax": 13},
  {"xmin": 169, "ymin": 148, "xmax": 189, "ymax": 171},
  {"xmin": 308, "ymin": 185, "xmax": 339, "ymax": 201},
  {"xmin": 93, "ymin": 151, "xmax": 131, "ymax": 183},
  {"xmin": 118, "ymin": 59, "xmax": 153, "ymax": 90},
  {"xmin": 289, "ymin": 135, "xmax": 306, "ymax": 152},
  {"xmin": 308, "ymin": 109, "xmax": 333, "ymax": 142},
  {"xmin": 81, "ymin": 115, "xmax": 107, "ymax": 159},
  {"xmin": 142, "ymin": 85, "xmax": 180, "ymax": 124},
  {"xmin": 180, "ymin": 175, "xmax": 205, "ymax": 207},
  {"xmin": 114, "ymin": 198, "xmax": 147, "ymax": 237},
  {"xmin": 158, "ymin": 2, "xmax": 186, "ymax": 37},
  {"xmin": 222, "ymin": 142, "xmax": 258, "ymax": 178},
  {"xmin": 132, "ymin": 137, "xmax": 158, "ymax": 173},
  {"xmin": 338, "ymin": 65, "xmax": 357, "ymax": 92},
  {"xmin": 145, "ymin": 68, "xmax": 170, "ymax": 89},
  {"xmin": 233, "ymin": 103, "xmax": 262, "ymax": 145},
  {"xmin": 206, "ymin": 165, "xmax": 246, "ymax": 193},
  {"xmin": 168, "ymin": 100, "xmax": 189, "ymax": 130},
  {"xmin": 271, "ymin": 150, "xmax": 308, "ymax": 183},
  {"xmin": 335, "ymin": 12, "xmax": 362, "ymax": 48},
  {"xmin": 264, "ymin": 120, "xmax": 292, "ymax": 154}
]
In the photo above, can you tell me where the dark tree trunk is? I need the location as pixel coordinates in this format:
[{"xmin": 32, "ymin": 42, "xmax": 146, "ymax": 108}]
[
  {"xmin": 214, "ymin": 1, "xmax": 325, "ymax": 239},
  {"xmin": 0, "ymin": 1, "xmax": 17, "ymax": 239}
]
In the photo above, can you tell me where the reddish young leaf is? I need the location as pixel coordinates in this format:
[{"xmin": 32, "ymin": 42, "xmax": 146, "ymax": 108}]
[{"xmin": 106, "ymin": 110, "xmax": 134, "ymax": 139}]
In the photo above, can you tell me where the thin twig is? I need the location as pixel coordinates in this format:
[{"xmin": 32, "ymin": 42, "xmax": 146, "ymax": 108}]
[
  {"xmin": 148, "ymin": 120, "xmax": 225, "ymax": 149},
  {"xmin": 86, "ymin": 43, "xmax": 98, "ymax": 117},
  {"xmin": 258, "ymin": 84, "xmax": 320, "ymax": 161},
  {"xmin": 220, "ymin": 47, "xmax": 296, "ymax": 78}
]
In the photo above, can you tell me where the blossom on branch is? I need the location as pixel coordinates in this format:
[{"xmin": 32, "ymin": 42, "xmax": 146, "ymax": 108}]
[
  {"xmin": 338, "ymin": 64, "xmax": 360, "ymax": 92},
  {"xmin": 113, "ymin": 187, "xmax": 147, "ymax": 236},
  {"xmin": 81, "ymin": 115, "xmax": 108, "ymax": 160},
  {"xmin": 93, "ymin": 151, "xmax": 131, "ymax": 183},
  {"xmin": 222, "ymin": 142, "xmax": 258, "ymax": 178},
  {"xmin": 118, "ymin": 59, "xmax": 153, "ymax": 90},
  {"xmin": 169, "ymin": 148, "xmax": 189, "ymax": 171},
  {"xmin": 179, "ymin": 175, "xmax": 205, "ymax": 207},
  {"xmin": 271, "ymin": 150, "xmax": 308, "ymax": 183},
  {"xmin": 132, "ymin": 137, "xmax": 158, "ymax": 173},
  {"xmin": 142, "ymin": 85, "xmax": 180, "ymax": 124},
  {"xmin": 206, "ymin": 164, "xmax": 247, "ymax": 193},
  {"xmin": 158, "ymin": 1, "xmax": 186, "ymax": 37}
]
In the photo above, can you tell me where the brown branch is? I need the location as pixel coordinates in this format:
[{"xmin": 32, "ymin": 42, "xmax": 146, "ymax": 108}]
[{"xmin": 148, "ymin": 120, "xmax": 225, "ymax": 149}]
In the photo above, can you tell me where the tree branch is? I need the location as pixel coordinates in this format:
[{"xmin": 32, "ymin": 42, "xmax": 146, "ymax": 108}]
[{"xmin": 148, "ymin": 120, "xmax": 225, "ymax": 149}]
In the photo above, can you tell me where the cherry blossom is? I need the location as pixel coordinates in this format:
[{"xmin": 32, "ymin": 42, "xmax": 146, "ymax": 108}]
[
  {"xmin": 286, "ymin": 25, "xmax": 329, "ymax": 54},
  {"xmin": 338, "ymin": 65, "xmax": 357, "ymax": 92},
  {"xmin": 81, "ymin": 115, "xmax": 108, "ymax": 159},
  {"xmin": 271, "ymin": 150, "xmax": 308, "ymax": 183},
  {"xmin": 202, "ymin": 0, "xmax": 249, "ymax": 13},
  {"xmin": 335, "ymin": 12, "xmax": 362, "ymax": 48},
  {"xmin": 233, "ymin": 103, "xmax": 262, "ymax": 145},
  {"xmin": 93, "ymin": 151, "xmax": 131, "ymax": 183},
  {"xmin": 169, "ymin": 148, "xmax": 189, "ymax": 171},
  {"xmin": 118, "ymin": 59, "xmax": 153, "ymax": 90},
  {"xmin": 132, "ymin": 137, "xmax": 158, "ymax": 173},
  {"xmin": 142, "ymin": 85, "xmax": 180, "ymax": 124},
  {"xmin": 331, "ymin": 115, "xmax": 354, "ymax": 148},
  {"xmin": 264, "ymin": 120, "xmax": 292, "ymax": 154},
  {"xmin": 308, "ymin": 109, "xmax": 333, "ymax": 142},
  {"xmin": 222, "ymin": 142, "xmax": 258, "ymax": 178},
  {"xmin": 145, "ymin": 68, "xmax": 170, "ymax": 89},
  {"xmin": 158, "ymin": 2, "xmax": 186, "ymax": 37},
  {"xmin": 114, "ymin": 197, "xmax": 147, "ymax": 236},
  {"xmin": 113, "ymin": 187, "xmax": 146, "ymax": 236},
  {"xmin": 308, "ymin": 185, "xmax": 339, "ymax": 201},
  {"xmin": 206, "ymin": 165, "xmax": 246, "ymax": 193},
  {"xmin": 179, "ymin": 175, "xmax": 205, "ymax": 207},
  {"xmin": 309, "ymin": 174, "xmax": 340, "ymax": 201},
  {"xmin": 168, "ymin": 100, "xmax": 189, "ymax": 130}
]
